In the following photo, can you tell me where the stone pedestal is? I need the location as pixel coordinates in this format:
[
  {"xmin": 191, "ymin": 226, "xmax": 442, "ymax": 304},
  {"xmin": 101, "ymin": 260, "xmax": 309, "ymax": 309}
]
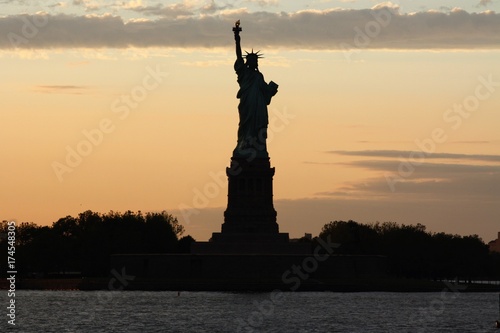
[
  {"xmin": 191, "ymin": 157, "xmax": 311, "ymax": 254},
  {"xmin": 223, "ymin": 157, "xmax": 279, "ymax": 234}
]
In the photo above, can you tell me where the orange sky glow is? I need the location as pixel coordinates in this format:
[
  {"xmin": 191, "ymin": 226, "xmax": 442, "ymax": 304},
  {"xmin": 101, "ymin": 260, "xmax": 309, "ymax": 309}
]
[{"xmin": 2, "ymin": 2, "xmax": 500, "ymax": 243}]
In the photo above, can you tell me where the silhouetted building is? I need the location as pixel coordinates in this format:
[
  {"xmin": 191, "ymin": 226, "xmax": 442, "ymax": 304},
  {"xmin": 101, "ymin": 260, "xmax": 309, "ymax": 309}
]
[{"xmin": 488, "ymin": 232, "xmax": 500, "ymax": 253}]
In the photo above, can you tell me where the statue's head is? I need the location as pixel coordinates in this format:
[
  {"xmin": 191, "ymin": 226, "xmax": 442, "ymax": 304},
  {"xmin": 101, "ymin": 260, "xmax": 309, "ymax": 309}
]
[{"xmin": 245, "ymin": 50, "xmax": 262, "ymax": 70}]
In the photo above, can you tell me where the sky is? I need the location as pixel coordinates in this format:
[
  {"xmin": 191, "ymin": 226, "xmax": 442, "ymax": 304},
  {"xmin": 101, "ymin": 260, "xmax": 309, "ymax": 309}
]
[{"xmin": 1, "ymin": 0, "xmax": 500, "ymax": 243}]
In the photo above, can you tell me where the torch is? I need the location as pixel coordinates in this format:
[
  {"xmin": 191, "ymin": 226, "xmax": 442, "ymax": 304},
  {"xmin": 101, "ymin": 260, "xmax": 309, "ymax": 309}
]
[{"xmin": 233, "ymin": 20, "xmax": 242, "ymax": 35}]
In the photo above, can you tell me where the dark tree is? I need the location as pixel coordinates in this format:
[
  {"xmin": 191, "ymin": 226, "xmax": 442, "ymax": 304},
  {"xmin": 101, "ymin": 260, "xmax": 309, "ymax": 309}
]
[
  {"xmin": 177, "ymin": 235, "xmax": 196, "ymax": 253},
  {"xmin": 5, "ymin": 210, "xmax": 189, "ymax": 277},
  {"xmin": 319, "ymin": 219, "xmax": 498, "ymax": 280}
]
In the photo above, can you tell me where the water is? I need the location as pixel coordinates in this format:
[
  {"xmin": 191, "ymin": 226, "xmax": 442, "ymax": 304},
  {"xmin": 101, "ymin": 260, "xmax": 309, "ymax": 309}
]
[{"xmin": 2, "ymin": 290, "xmax": 499, "ymax": 332}]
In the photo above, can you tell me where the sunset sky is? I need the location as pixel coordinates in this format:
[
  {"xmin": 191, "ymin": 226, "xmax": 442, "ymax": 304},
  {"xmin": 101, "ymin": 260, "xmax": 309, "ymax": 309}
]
[{"xmin": 2, "ymin": 0, "xmax": 500, "ymax": 243}]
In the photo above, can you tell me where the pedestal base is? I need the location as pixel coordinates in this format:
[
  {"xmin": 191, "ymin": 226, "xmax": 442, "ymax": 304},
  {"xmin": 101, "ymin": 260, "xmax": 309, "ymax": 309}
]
[
  {"xmin": 221, "ymin": 157, "xmax": 278, "ymax": 234},
  {"xmin": 191, "ymin": 156, "xmax": 311, "ymax": 254},
  {"xmin": 191, "ymin": 238, "xmax": 311, "ymax": 255},
  {"xmin": 191, "ymin": 232, "xmax": 312, "ymax": 254}
]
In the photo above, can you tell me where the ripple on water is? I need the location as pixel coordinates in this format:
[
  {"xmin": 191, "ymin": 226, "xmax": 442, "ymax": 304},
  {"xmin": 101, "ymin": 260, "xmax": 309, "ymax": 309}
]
[{"xmin": 1, "ymin": 290, "xmax": 498, "ymax": 332}]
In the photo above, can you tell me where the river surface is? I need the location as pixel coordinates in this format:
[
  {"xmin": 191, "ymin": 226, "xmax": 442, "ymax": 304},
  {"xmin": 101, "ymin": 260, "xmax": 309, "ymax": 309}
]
[{"xmin": 2, "ymin": 290, "xmax": 499, "ymax": 332}]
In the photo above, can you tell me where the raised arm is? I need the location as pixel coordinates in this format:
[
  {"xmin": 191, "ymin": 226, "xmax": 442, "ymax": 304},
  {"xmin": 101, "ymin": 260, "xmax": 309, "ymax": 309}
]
[{"xmin": 233, "ymin": 20, "xmax": 243, "ymax": 61}]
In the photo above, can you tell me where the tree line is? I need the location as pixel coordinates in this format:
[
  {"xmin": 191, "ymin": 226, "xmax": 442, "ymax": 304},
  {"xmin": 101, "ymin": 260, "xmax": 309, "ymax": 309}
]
[
  {"xmin": 317, "ymin": 220, "xmax": 500, "ymax": 280},
  {"xmin": 1, "ymin": 213, "xmax": 499, "ymax": 280},
  {"xmin": 0, "ymin": 210, "xmax": 194, "ymax": 277}
]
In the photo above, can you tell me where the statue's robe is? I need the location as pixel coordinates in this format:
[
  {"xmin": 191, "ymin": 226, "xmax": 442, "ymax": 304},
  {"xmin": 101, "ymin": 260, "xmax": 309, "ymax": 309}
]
[{"xmin": 234, "ymin": 57, "xmax": 276, "ymax": 157}]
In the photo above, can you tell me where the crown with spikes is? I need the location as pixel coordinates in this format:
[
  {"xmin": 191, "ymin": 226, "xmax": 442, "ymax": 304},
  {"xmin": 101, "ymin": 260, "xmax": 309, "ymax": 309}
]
[{"xmin": 245, "ymin": 49, "xmax": 264, "ymax": 59}]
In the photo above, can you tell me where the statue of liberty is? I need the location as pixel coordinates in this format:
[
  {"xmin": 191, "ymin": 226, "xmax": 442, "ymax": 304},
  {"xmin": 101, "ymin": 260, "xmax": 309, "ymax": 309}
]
[{"xmin": 232, "ymin": 20, "xmax": 278, "ymax": 158}]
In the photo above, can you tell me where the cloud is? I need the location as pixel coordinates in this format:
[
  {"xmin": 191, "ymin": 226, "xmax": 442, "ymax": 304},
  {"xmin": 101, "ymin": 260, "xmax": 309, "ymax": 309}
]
[
  {"xmin": 48, "ymin": 2, "xmax": 66, "ymax": 8},
  {"xmin": 72, "ymin": 0, "xmax": 101, "ymax": 12},
  {"xmin": 245, "ymin": 0, "xmax": 279, "ymax": 7},
  {"xmin": 342, "ymin": 159, "xmax": 500, "ymax": 174},
  {"xmin": 336, "ymin": 169, "xmax": 500, "ymax": 199},
  {"xmin": 316, "ymin": 149, "xmax": 500, "ymax": 204},
  {"xmin": 317, "ymin": 162, "xmax": 500, "ymax": 204},
  {"xmin": 330, "ymin": 150, "xmax": 500, "ymax": 162},
  {"xmin": 478, "ymin": 0, "xmax": 493, "ymax": 7},
  {"xmin": 127, "ymin": 3, "xmax": 195, "ymax": 18},
  {"xmin": 200, "ymin": 0, "xmax": 234, "ymax": 14},
  {"xmin": 123, "ymin": 0, "xmax": 232, "ymax": 17},
  {"xmin": 33, "ymin": 85, "xmax": 90, "ymax": 94},
  {"xmin": 1, "ymin": 6, "xmax": 500, "ymax": 50}
]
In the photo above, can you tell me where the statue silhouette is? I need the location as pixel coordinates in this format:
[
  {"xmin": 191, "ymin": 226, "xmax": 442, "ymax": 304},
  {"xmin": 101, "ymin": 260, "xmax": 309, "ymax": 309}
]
[{"xmin": 233, "ymin": 20, "xmax": 278, "ymax": 158}]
